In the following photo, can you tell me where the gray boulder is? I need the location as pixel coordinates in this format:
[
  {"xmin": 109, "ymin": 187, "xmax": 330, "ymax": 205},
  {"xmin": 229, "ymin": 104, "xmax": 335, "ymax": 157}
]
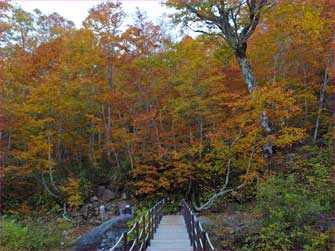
[
  {"xmin": 74, "ymin": 214, "xmax": 134, "ymax": 250},
  {"xmin": 80, "ymin": 204, "xmax": 90, "ymax": 217},
  {"xmin": 105, "ymin": 202, "xmax": 115, "ymax": 211},
  {"xmin": 90, "ymin": 196, "xmax": 99, "ymax": 202},
  {"xmin": 97, "ymin": 186, "xmax": 106, "ymax": 197},
  {"xmin": 102, "ymin": 189, "xmax": 115, "ymax": 202}
]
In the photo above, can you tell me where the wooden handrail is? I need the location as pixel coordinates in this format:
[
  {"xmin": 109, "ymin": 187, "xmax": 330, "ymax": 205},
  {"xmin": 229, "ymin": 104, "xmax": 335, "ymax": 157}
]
[
  {"xmin": 181, "ymin": 199, "xmax": 216, "ymax": 251},
  {"xmin": 109, "ymin": 199, "xmax": 165, "ymax": 251}
]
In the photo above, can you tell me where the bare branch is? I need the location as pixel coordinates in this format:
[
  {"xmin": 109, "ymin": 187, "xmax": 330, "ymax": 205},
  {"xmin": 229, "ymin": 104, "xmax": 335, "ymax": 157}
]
[
  {"xmin": 42, "ymin": 173, "xmax": 59, "ymax": 198},
  {"xmin": 185, "ymin": 23, "xmax": 221, "ymax": 38},
  {"xmin": 192, "ymin": 137, "xmax": 256, "ymax": 211},
  {"xmin": 221, "ymin": 127, "xmax": 243, "ymax": 191}
]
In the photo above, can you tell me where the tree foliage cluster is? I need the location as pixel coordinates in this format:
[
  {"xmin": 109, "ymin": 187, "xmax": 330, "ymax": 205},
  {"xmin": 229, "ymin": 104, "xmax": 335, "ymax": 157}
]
[{"xmin": 1, "ymin": 0, "xmax": 333, "ymax": 228}]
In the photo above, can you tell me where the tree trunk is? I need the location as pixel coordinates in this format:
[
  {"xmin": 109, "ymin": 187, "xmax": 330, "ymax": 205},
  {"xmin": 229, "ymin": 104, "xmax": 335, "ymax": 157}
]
[
  {"xmin": 235, "ymin": 45, "xmax": 273, "ymax": 154},
  {"xmin": 114, "ymin": 152, "xmax": 120, "ymax": 169},
  {"xmin": 56, "ymin": 121, "xmax": 62, "ymax": 162},
  {"xmin": 107, "ymin": 105, "xmax": 112, "ymax": 162},
  {"xmin": 302, "ymin": 66, "xmax": 309, "ymax": 121},
  {"xmin": 102, "ymin": 104, "xmax": 111, "ymax": 162},
  {"xmin": 127, "ymin": 147, "xmax": 134, "ymax": 169},
  {"xmin": 189, "ymin": 127, "xmax": 193, "ymax": 144},
  {"xmin": 41, "ymin": 173, "xmax": 59, "ymax": 198},
  {"xmin": 108, "ymin": 64, "xmax": 113, "ymax": 92},
  {"xmin": 199, "ymin": 115, "xmax": 204, "ymax": 144},
  {"xmin": 151, "ymin": 118, "xmax": 162, "ymax": 153},
  {"xmin": 89, "ymin": 85, "xmax": 97, "ymax": 162},
  {"xmin": 235, "ymin": 44, "xmax": 258, "ymax": 93},
  {"xmin": 4, "ymin": 128, "xmax": 11, "ymax": 166},
  {"xmin": 105, "ymin": 61, "xmax": 114, "ymax": 162},
  {"xmin": 313, "ymin": 57, "xmax": 330, "ymax": 143},
  {"xmin": 89, "ymin": 124, "xmax": 95, "ymax": 160}
]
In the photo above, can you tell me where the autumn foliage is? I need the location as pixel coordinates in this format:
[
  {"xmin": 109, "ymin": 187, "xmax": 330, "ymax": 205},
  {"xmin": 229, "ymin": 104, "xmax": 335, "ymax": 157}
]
[{"xmin": 1, "ymin": 1, "xmax": 333, "ymax": 212}]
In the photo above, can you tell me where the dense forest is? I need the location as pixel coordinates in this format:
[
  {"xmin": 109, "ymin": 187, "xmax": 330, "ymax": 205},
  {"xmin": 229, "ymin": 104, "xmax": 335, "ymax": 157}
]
[{"xmin": 1, "ymin": 0, "xmax": 334, "ymax": 250}]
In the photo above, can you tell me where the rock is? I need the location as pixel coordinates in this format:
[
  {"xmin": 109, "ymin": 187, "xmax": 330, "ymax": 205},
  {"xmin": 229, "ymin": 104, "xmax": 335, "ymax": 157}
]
[
  {"xmin": 105, "ymin": 203, "xmax": 115, "ymax": 212},
  {"xmin": 90, "ymin": 196, "xmax": 98, "ymax": 202},
  {"xmin": 70, "ymin": 210, "xmax": 79, "ymax": 217},
  {"xmin": 102, "ymin": 189, "xmax": 115, "ymax": 202},
  {"xmin": 94, "ymin": 208, "xmax": 99, "ymax": 216},
  {"xmin": 74, "ymin": 214, "xmax": 134, "ymax": 250},
  {"xmin": 80, "ymin": 205, "xmax": 90, "ymax": 216},
  {"xmin": 97, "ymin": 186, "xmax": 106, "ymax": 197},
  {"xmin": 118, "ymin": 200, "xmax": 127, "ymax": 209}
]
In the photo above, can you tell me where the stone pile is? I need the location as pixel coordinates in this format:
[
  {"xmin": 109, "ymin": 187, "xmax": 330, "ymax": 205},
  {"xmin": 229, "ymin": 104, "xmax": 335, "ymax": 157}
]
[{"xmin": 70, "ymin": 185, "xmax": 119, "ymax": 224}]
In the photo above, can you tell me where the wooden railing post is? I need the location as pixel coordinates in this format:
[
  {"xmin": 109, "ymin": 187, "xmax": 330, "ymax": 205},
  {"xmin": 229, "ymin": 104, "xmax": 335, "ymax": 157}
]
[
  {"xmin": 123, "ymin": 231, "xmax": 128, "ymax": 251},
  {"xmin": 153, "ymin": 208, "xmax": 155, "ymax": 232},
  {"xmin": 148, "ymin": 209, "xmax": 151, "ymax": 245},
  {"xmin": 157, "ymin": 204, "xmax": 160, "ymax": 230},
  {"xmin": 153, "ymin": 206, "xmax": 156, "ymax": 233},
  {"xmin": 191, "ymin": 214, "xmax": 195, "ymax": 250},
  {"xmin": 150, "ymin": 209, "xmax": 154, "ymax": 240},
  {"xmin": 154, "ymin": 205, "xmax": 158, "ymax": 232},
  {"xmin": 186, "ymin": 204, "xmax": 191, "ymax": 243},
  {"xmin": 135, "ymin": 221, "xmax": 139, "ymax": 251},
  {"xmin": 161, "ymin": 200, "xmax": 164, "ymax": 219},
  {"xmin": 196, "ymin": 221, "xmax": 201, "ymax": 251},
  {"xmin": 142, "ymin": 215, "xmax": 146, "ymax": 248}
]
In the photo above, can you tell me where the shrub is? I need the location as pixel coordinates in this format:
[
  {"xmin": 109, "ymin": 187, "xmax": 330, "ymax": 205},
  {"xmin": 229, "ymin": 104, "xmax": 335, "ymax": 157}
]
[
  {"xmin": 2, "ymin": 218, "xmax": 29, "ymax": 250},
  {"xmin": 251, "ymin": 173, "xmax": 334, "ymax": 250},
  {"xmin": 163, "ymin": 202, "xmax": 180, "ymax": 214},
  {"xmin": 1, "ymin": 216, "xmax": 75, "ymax": 250},
  {"xmin": 60, "ymin": 177, "xmax": 84, "ymax": 210}
]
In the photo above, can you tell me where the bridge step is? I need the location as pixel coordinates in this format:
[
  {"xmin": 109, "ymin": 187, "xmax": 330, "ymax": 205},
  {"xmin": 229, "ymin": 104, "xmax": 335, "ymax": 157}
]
[{"xmin": 147, "ymin": 215, "xmax": 193, "ymax": 251}]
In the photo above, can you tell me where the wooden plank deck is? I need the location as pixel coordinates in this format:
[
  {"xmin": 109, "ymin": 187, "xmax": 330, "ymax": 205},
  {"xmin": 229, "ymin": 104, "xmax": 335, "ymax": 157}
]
[{"xmin": 147, "ymin": 215, "xmax": 193, "ymax": 251}]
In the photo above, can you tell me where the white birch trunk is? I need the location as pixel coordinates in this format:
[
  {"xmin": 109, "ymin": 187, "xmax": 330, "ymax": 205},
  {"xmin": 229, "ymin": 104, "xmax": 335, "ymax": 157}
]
[{"xmin": 313, "ymin": 56, "xmax": 330, "ymax": 143}]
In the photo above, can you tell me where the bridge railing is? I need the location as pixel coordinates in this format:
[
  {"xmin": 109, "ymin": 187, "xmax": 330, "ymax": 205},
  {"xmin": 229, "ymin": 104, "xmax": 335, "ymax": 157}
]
[
  {"xmin": 110, "ymin": 199, "xmax": 165, "ymax": 251},
  {"xmin": 181, "ymin": 199, "xmax": 216, "ymax": 251}
]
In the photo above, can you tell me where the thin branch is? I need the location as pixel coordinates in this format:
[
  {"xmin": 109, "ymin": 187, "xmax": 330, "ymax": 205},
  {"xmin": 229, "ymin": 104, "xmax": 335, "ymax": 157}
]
[
  {"xmin": 222, "ymin": 128, "xmax": 243, "ymax": 191},
  {"xmin": 63, "ymin": 202, "xmax": 76, "ymax": 222},
  {"xmin": 313, "ymin": 53, "xmax": 331, "ymax": 143},
  {"xmin": 193, "ymin": 137, "xmax": 256, "ymax": 211},
  {"xmin": 48, "ymin": 133, "xmax": 60, "ymax": 193},
  {"xmin": 42, "ymin": 173, "xmax": 59, "ymax": 198}
]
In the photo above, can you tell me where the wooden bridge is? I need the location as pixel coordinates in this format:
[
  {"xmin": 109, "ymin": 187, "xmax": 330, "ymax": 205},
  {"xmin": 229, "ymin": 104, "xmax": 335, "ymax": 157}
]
[{"xmin": 110, "ymin": 199, "xmax": 215, "ymax": 251}]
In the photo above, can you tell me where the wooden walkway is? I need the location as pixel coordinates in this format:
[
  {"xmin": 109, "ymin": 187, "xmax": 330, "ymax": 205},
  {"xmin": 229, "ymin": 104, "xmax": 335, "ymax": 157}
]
[
  {"xmin": 109, "ymin": 200, "xmax": 214, "ymax": 251},
  {"xmin": 147, "ymin": 215, "xmax": 193, "ymax": 251}
]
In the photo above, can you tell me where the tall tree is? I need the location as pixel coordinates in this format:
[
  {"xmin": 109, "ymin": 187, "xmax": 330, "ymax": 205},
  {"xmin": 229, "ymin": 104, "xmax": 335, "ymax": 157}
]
[
  {"xmin": 83, "ymin": 1, "xmax": 125, "ymax": 163},
  {"xmin": 166, "ymin": 0, "xmax": 276, "ymax": 155},
  {"xmin": 166, "ymin": 0, "xmax": 274, "ymax": 93}
]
